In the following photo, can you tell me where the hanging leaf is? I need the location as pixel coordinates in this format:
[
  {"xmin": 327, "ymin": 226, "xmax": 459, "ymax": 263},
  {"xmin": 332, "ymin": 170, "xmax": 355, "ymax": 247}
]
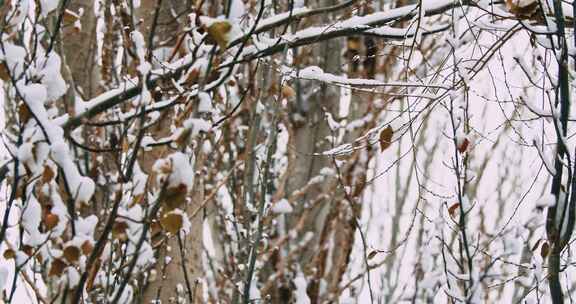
[
  {"xmin": 448, "ymin": 202, "xmax": 460, "ymax": 219},
  {"xmin": 42, "ymin": 165, "xmax": 55, "ymax": 183},
  {"xmin": 160, "ymin": 212, "xmax": 183, "ymax": 234},
  {"xmin": 163, "ymin": 184, "xmax": 189, "ymax": 211},
  {"xmin": 18, "ymin": 103, "xmax": 31, "ymax": 124},
  {"xmin": 540, "ymin": 242, "xmax": 550, "ymax": 259},
  {"xmin": 206, "ymin": 21, "xmax": 232, "ymax": 49},
  {"xmin": 347, "ymin": 37, "xmax": 362, "ymax": 51},
  {"xmin": 49, "ymin": 258, "xmax": 66, "ymax": 277},
  {"xmin": 0, "ymin": 64, "xmax": 10, "ymax": 81},
  {"xmin": 458, "ymin": 138, "xmax": 470, "ymax": 153},
  {"xmin": 81, "ymin": 241, "xmax": 94, "ymax": 256},
  {"xmin": 21, "ymin": 245, "xmax": 33, "ymax": 256},
  {"xmin": 63, "ymin": 246, "xmax": 81, "ymax": 264},
  {"xmin": 281, "ymin": 84, "xmax": 296, "ymax": 99},
  {"xmin": 112, "ymin": 221, "xmax": 129, "ymax": 241},
  {"xmin": 44, "ymin": 213, "xmax": 59, "ymax": 230},
  {"xmin": 3, "ymin": 249, "xmax": 15, "ymax": 260},
  {"xmin": 379, "ymin": 126, "xmax": 394, "ymax": 152}
]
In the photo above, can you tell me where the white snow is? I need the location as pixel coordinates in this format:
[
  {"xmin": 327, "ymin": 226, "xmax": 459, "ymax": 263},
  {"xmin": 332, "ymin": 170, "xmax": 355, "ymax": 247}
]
[{"xmin": 272, "ymin": 199, "xmax": 293, "ymax": 214}]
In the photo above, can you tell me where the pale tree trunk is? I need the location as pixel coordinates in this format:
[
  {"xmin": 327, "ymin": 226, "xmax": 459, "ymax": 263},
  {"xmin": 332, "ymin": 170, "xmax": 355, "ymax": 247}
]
[
  {"xmin": 135, "ymin": 1, "xmax": 205, "ymax": 303},
  {"xmin": 282, "ymin": 0, "xmax": 342, "ymax": 302},
  {"xmin": 61, "ymin": 1, "xmax": 100, "ymax": 101}
]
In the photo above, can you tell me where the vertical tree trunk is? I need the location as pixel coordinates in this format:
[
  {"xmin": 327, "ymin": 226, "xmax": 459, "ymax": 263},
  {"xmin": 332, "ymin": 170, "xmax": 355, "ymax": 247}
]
[
  {"xmin": 61, "ymin": 1, "xmax": 100, "ymax": 100},
  {"xmin": 135, "ymin": 1, "xmax": 205, "ymax": 303}
]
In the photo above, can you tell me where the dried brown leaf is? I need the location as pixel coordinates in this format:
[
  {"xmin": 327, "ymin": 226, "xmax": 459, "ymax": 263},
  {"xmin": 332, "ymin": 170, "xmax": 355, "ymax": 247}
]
[
  {"xmin": 379, "ymin": 126, "xmax": 394, "ymax": 152},
  {"xmin": 44, "ymin": 213, "xmax": 59, "ymax": 230},
  {"xmin": 49, "ymin": 258, "xmax": 66, "ymax": 277},
  {"xmin": 63, "ymin": 246, "xmax": 80, "ymax": 264},
  {"xmin": 540, "ymin": 242, "xmax": 550, "ymax": 259},
  {"xmin": 448, "ymin": 202, "xmax": 460, "ymax": 219}
]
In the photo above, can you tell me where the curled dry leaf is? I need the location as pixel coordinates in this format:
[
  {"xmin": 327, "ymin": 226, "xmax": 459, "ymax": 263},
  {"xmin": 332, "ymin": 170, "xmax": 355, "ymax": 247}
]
[
  {"xmin": 458, "ymin": 138, "xmax": 470, "ymax": 153},
  {"xmin": 540, "ymin": 242, "xmax": 550, "ymax": 259},
  {"xmin": 448, "ymin": 202, "xmax": 460, "ymax": 219},
  {"xmin": 368, "ymin": 250, "xmax": 378, "ymax": 260},
  {"xmin": 63, "ymin": 9, "xmax": 80, "ymax": 24},
  {"xmin": 379, "ymin": 126, "xmax": 394, "ymax": 152}
]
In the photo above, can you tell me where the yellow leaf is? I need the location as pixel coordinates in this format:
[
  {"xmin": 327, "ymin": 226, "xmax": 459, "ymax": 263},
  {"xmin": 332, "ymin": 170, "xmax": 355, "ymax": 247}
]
[
  {"xmin": 206, "ymin": 21, "xmax": 232, "ymax": 49},
  {"xmin": 63, "ymin": 9, "xmax": 80, "ymax": 25},
  {"xmin": 3, "ymin": 249, "xmax": 14, "ymax": 260},
  {"xmin": 160, "ymin": 212, "xmax": 183, "ymax": 234}
]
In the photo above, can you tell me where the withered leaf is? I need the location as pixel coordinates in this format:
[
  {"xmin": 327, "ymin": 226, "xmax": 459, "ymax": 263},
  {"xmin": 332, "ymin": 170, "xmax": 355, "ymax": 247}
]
[
  {"xmin": 206, "ymin": 21, "xmax": 232, "ymax": 49},
  {"xmin": 281, "ymin": 84, "xmax": 296, "ymax": 99},
  {"xmin": 63, "ymin": 246, "xmax": 80, "ymax": 264},
  {"xmin": 379, "ymin": 126, "xmax": 394, "ymax": 152},
  {"xmin": 42, "ymin": 166, "xmax": 55, "ymax": 183},
  {"xmin": 540, "ymin": 242, "xmax": 550, "ymax": 259},
  {"xmin": 368, "ymin": 250, "xmax": 378, "ymax": 260},
  {"xmin": 112, "ymin": 221, "xmax": 129, "ymax": 241},
  {"xmin": 44, "ymin": 213, "xmax": 59, "ymax": 230},
  {"xmin": 160, "ymin": 212, "xmax": 183, "ymax": 235},
  {"xmin": 49, "ymin": 258, "xmax": 66, "ymax": 277},
  {"xmin": 3, "ymin": 249, "xmax": 15, "ymax": 259},
  {"xmin": 21, "ymin": 245, "xmax": 33, "ymax": 256},
  {"xmin": 458, "ymin": 138, "xmax": 470, "ymax": 154},
  {"xmin": 163, "ymin": 184, "xmax": 188, "ymax": 211},
  {"xmin": 18, "ymin": 104, "xmax": 31, "ymax": 124},
  {"xmin": 0, "ymin": 64, "xmax": 10, "ymax": 81},
  {"xmin": 448, "ymin": 202, "xmax": 460, "ymax": 219},
  {"xmin": 63, "ymin": 9, "xmax": 80, "ymax": 25},
  {"xmin": 81, "ymin": 241, "xmax": 94, "ymax": 256}
]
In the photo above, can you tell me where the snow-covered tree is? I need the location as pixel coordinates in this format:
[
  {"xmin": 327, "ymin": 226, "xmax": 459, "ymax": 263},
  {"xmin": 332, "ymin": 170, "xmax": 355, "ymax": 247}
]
[{"xmin": 0, "ymin": 0, "xmax": 574, "ymax": 303}]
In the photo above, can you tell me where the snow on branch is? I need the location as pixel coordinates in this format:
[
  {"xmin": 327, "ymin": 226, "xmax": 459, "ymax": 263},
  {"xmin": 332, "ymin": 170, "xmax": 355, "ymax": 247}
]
[
  {"xmin": 284, "ymin": 65, "xmax": 450, "ymax": 90},
  {"xmin": 62, "ymin": 0, "xmax": 466, "ymax": 132}
]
